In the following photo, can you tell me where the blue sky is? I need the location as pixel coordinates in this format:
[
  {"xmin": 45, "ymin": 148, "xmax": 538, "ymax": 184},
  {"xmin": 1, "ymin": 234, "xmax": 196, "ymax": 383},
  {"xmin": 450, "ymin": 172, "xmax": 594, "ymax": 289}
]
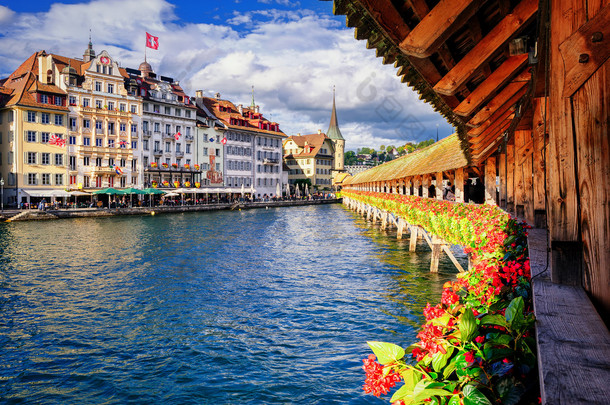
[{"xmin": 0, "ymin": 0, "xmax": 454, "ymax": 150}]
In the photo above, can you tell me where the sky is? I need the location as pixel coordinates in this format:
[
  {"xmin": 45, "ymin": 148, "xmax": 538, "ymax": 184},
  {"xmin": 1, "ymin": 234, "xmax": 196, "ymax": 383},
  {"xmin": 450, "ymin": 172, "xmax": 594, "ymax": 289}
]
[{"xmin": 0, "ymin": 0, "xmax": 455, "ymax": 151}]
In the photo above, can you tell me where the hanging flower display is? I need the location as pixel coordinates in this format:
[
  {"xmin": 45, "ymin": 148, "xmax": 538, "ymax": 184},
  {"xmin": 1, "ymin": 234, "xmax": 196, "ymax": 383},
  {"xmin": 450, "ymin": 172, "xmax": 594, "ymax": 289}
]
[
  {"xmin": 171, "ymin": 163, "xmax": 178, "ymax": 169},
  {"xmin": 173, "ymin": 181, "xmax": 180, "ymax": 188},
  {"xmin": 184, "ymin": 164, "xmax": 190, "ymax": 169},
  {"xmin": 162, "ymin": 163, "xmax": 168, "ymax": 168},
  {"xmin": 184, "ymin": 181, "xmax": 191, "ymax": 187},
  {"xmin": 194, "ymin": 164, "xmax": 200, "ymax": 171},
  {"xmin": 162, "ymin": 180, "xmax": 169, "ymax": 187},
  {"xmin": 342, "ymin": 190, "xmax": 535, "ymax": 405},
  {"xmin": 151, "ymin": 162, "xmax": 158, "ymax": 168},
  {"xmin": 152, "ymin": 181, "xmax": 158, "ymax": 188},
  {"xmin": 195, "ymin": 182, "xmax": 201, "ymax": 188}
]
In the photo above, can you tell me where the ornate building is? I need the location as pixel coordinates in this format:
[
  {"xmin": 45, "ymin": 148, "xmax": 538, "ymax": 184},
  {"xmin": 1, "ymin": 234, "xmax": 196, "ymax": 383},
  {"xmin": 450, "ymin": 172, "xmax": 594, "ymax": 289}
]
[
  {"xmin": 194, "ymin": 91, "xmax": 225, "ymax": 187},
  {"xmin": 326, "ymin": 89, "xmax": 345, "ymax": 178}
]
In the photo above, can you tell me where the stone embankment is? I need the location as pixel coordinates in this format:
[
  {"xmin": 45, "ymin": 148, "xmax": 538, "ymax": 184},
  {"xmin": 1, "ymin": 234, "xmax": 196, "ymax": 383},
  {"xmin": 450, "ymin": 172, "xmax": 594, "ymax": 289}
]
[{"xmin": 0, "ymin": 199, "xmax": 341, "ymax": 222}]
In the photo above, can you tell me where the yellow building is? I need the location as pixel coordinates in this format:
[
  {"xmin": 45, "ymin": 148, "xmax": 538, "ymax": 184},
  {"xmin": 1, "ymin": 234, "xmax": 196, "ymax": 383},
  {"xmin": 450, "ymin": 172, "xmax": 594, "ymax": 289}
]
[
  {"xmin": 0, "ymin": 53, "xmax": 69, "ymax": 207},
  {"xmin": 283, "ymin": 131, "xmax": 335, "ymax": 190}
]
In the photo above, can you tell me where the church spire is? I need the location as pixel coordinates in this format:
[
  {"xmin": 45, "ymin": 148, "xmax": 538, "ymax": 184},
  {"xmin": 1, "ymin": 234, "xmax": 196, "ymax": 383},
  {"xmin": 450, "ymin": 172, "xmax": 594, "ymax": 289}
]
[
  {"xmin": 250, "ymin": 85, "xmax": 256, "ymax": 109},
  {"xmin": 83, "ymin": 30, "xmax": 95, "ymax": 62},
  {"xmin": 326, "ymin": 86, "xmax": 344, "ymax": 140}
]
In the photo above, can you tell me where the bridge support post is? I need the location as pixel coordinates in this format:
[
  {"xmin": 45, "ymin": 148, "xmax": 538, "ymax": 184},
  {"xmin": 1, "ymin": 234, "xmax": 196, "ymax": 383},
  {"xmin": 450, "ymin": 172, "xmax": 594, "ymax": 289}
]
[
  {"xmin": 430, "ymin": 235, "xmax": 442, "ymax": 272},
  {"xmin": 409, "ymin": 226, "xmax": 418, "ymax": 252},
  {"xmin": 397, "ymin": 218, "xmax": 405, "ymax": 239},
  {"xmin": 381, "ymin": 211, "xmax": 387, "ymax": 229}
]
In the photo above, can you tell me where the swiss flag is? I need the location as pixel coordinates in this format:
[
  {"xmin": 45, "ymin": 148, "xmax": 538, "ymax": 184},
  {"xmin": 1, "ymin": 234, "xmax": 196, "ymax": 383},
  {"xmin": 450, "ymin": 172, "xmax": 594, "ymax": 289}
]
[
  {"xmin": 221, "ymin": 137, "xmax": 227, "ymax": 145},
  {"xmin": 146, "ymin": 32, "xmax": 159, "ymax": 50},
  {"xmin": 174, "ymin": 132, "xmax": 181, "ymax": 140}
]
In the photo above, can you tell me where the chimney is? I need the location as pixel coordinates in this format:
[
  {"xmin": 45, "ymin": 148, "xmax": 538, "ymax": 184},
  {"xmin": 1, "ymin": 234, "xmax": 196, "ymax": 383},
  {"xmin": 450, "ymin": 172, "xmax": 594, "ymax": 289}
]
[
  {"xmin": 238, "ymin": 104, "xmax": 243, "ymax": 115},
  {"xmin": 317, "ymin": 129, "xmax": 322, "ymax": 134},
  {"xmin": 297, "ymin": 133, "xmax": 301, "ymax": 136},
  {"xmin": 195, "ymin": 90, "xmax": 203, "ymax": 98},
  {"xmin": 215, "ymin": 92, "xmax": 221, "ymax": 99},
  {"xmin": 255, "ymin": 105, "xmax": 260, "ymax": 113}
]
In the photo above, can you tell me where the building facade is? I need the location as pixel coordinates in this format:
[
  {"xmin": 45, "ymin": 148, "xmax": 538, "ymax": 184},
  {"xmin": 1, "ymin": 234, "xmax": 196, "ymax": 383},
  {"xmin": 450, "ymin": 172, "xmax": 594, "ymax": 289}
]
[
  {"xmin": 283, "ymin": 131, "xmax": 335, "ymax": 190},
  {"xmin": 326, "ymin": 90, "xmax": 346, "ymax": 181},
  {"xmin": 194, "ymin": 92, "xmax": 225, "ymax": 187},
  {"xmin": 125, "ymin": 62, "xmax": 198, "ymax": 189},
  {"xmin": 199, "ymin": 94, "xmax": 286, "ymax": 198},
  {"xmin": 0, "ymin": 51, "xmax": 70, "ymax": 207}
]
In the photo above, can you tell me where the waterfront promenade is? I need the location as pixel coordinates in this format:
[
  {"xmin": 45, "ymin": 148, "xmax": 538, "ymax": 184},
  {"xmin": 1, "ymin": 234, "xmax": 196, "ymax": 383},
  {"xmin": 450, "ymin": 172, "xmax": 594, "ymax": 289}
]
[{"xmin": 0, "ymin": 198, "xmax": 341, "ymax": 222}]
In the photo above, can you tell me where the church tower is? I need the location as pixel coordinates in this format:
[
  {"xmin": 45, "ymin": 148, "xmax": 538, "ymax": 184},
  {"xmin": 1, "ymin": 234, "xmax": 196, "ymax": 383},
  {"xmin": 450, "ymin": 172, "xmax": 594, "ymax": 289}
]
[
  {"xmin": 82, "ymin": 35, "xmax": 96, "ymax": 62},
  {"xmin": 327, "ymin": 88, "xmax": 345, "ymax": 173}
]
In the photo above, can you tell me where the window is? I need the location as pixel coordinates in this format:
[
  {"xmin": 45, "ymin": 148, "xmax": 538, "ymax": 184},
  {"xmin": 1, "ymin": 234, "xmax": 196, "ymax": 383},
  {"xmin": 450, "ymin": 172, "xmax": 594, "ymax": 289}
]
[
  {"xmin": 175, "ymin": 109, "xmax": 181, "ymax": 117},
  {"xmin": 95, "ymin": 100, "xmax": 103, "ymax": 109},
  {"xmin": 95, "ymin": 120, "xmax": 103, "ymax": 132},
  {"xmin": 131, "ymin": 105, "xmax": 137, "ymax": 114},
  {"xmin": 108, "ymin": 139, "xmax": 114, "ymax": 147},
  {"xmin": 27, "ymin": 131, "xmax": 36, "ymax": 142},
  {"xmin": 108, "ymin": 67, "xmax": 113, "ymax": 76},
  {"xmin": 108, "ymin": 122, "xmax": 114, "ymax": 135},
  {"xmin": 143, "ymin": 140, "xmax": 149, "ymax": 151},
  {"xmin": 41, "ymin": 173, "xmax": 51, "ymax": 185},
  {"xmin": 154, "ymin": 123, "xmax": 160, "ymax": 132},
  {"xmin": 215, "ymin": 149, "xmax": 220, "ymax": 156},
  {"xmin": 27, "ymin": 173, "xmax": 37, "ymax": 185},
  {"xmin": 40, "ymin": 132, "xmax": 50, "ymax": 143},
  {"xmin": 119, "ymin": 103, "xmax": 126, "ymax": 112},
  {"xmin": 83, "ymin": 176, "xmax": 90, "ymax": 187},
  {"xmin": 70, "ymin": 175, "xmax": 76, "ymax": 185},
  {"xmin": 83, "ymin": 119, "xmax": 90, "ymax": 129},
  {"xmin": 165, "ymin": 124, "xmax": 171, "ymax": 134},
  {"xmin": 185, "ymin": 127, "xmax": 191, "ymax": 136},
  {"xmin": 203, "ymin": 147, "xmax": 208, "ymax": 156},
  {"xmin": 84, "ymin": 156, "xmax": 90, "ymax": 166},
  {"xmin": 186, "ymin": 144, "xmax": 191, "ymax": 154},
  {"xmin": 55, "ymin": 96, "xmax": 62, "ymax": 106},
  {"xmin": 69, "ymin": 95, "xmax": 77, "ymax": 106},
  {"xmin": 83, "ymin": 137, "xmax": 90, "ymax": 146},
  {"xmin": 83, "ymin": 98, "xmax": 90, "ymax": 107},
  {"xmin": 96, "ymin": 138, "xmax": 103, "ymax": 147},
  {"xmin": 70, "ymin": 156, "xmax": 76, "ymax": 170},
  {"xmin": 69, "ymin": 117, "xmax": 77, "ymax": 130},
  {"xmin": 143, "ymin": 103, "xmax": 149, "ymax": 112},
  {"xmin": 69, "ymin": 136, "xmax": 76, "ymax": 145},
  {"xmin": 154, "ymin": 141, "xmax": 160, "ymax": 151},
  {"xmin": 131, "ymin": 124, "xmax": 137, "ymax": 133},
  {"xmin": 27, "ymin": 152, "xmax": 37, "ymax": 164},
  {"xmin": 131, "ymin": 141, "xmax": 137, "ymax": 149},
  {"xmin": 95, "ymin": 157, "xmax": 102, "ymax": 166},
  {"xmin": 96, "ymin": 177, "xmax": 102, "ymax": 187},
  {"xmin": 120, "ymin": 123, "xmax": 126, "ymax": 132},
  {"xmin": 185, "ymin": 110, "xmax": 191, "ymax": 118},
  {"xmin": 176, "ymin": 143, "xmax": 181, "ymax": 152},
  {"xmin": 216, "ymin": 163, "xmax": 220, "ymax": 171},
  {"xmin": 107, "ymin": 102, "xmax": 114, "ymax": 111},
  {"xmin": 165, "ymin": 158, "xmax": 170, "ymax": 165},
  {"xmin": 40, "ymin": 94, "xmax": 49, "ymax": 104},
  {"xmin": 95, "ymin": 81, "xmax": 102, "ymax": 92},
  {"xmin": 41, "ymin": 152, "xmax": 50, "ymax": 165},
  {"xmin": 54, "ymin": 115, "xmax": 63, "ymax": 126},
  {"xmin": 109, "ymin": 158, "xmax": 114, "ymax": 166},
  {"xmin": 41, "ymin": 113, "xmax": 50, "ymax": 124},
  {"xmin": 165, "ymin": 106, "xmax": 171, "ymax": 115},
  {"xmin": 165, "ymin": 142, "xmax": 171, "ymax": 152},
  {"xmin": 107, "ymin": 84, "xmax": 114, "ymax": 94},
  {"xmin": 55, "ymin": 174, "xmax": 63, "ymax": 185}
]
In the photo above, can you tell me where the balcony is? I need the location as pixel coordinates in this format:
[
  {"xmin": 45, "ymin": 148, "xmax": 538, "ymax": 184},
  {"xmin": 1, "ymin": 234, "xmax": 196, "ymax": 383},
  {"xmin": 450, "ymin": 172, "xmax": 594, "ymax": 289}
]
[
  {"xmin": 185, "ymin": 134, "xmax": 194, "ymax": 141},
  {"xmin": 79, "ymin": 146, "xmax": 133, "ymax": 156},
  {"xmin": 142, "ymin": 130, "xmax": 152, "ymax": 138},
  {"xmin": 153, "ymin": 148, "xmax": 163, "ymax": 156},
  {"xmin": 263, "ymin": 158, "xmax": 280, "ymax": 165},
  {"xmin": 131, "ymin": 131, "xmax": 138, "ymax": 139},
  {"xmin": 163, "ymin": 132, "xmax": 175, "ymax": 140},
  {"xmin": 175, "ymin": 151, "xmax": 184, "ymax": 158}
]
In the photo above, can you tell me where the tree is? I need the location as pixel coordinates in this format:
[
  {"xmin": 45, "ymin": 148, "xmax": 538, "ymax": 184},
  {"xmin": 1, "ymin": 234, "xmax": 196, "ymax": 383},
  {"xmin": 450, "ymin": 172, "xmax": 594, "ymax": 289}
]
[
  {"xmin": 386, "ymin": 145, "xmax": 395, "ymax": 153},
  {"xmin": 344, "ymin": 151, "xmax": 357, "ymax": 165},
  {"xmin": 379, "ymin": 144, "xmax": 385, "ymax": 152},
  {"xmin": 397, "ymin": 146, "xmax": 405, "ymax": 155}
]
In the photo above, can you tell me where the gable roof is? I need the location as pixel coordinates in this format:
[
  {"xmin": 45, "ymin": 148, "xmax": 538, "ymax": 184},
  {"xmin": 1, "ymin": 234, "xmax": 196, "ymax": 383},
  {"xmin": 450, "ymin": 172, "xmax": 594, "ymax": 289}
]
[{"xmin": 284, "ymin": 133, "xmax": 335, "ymax": 158}]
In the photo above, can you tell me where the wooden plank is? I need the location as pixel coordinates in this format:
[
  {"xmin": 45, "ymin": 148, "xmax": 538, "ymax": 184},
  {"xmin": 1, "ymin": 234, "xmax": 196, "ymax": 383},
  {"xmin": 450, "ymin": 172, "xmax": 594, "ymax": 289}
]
[
  {"xmin": 516, "ymin": 135, "xmax": 534, "ymax": 166},
  {"xmin": 468, "ymin": 81, "xmax": 528, "ymax": 128},
  {"xmin": 409, "ymin": 225, "xmax": 419, "ymax": 251},
  {"xmin": 547, "ymin": 0, "xmax": 582, "ymax": 285},
  {"xmin": 421, "ymin": 175, "xmax": 430, "ymax": 198},
  {"xmin": 442, "ymin": 245, "xmax": 466, "ymax": 273},
  {"xmin": 470, "ymin": 120, "xmax": 512, "ymax": 157},
  {"xmin": 499, "ymin": 150, "xmax": 507, "ymax": 207},
  {"xmin": 430, "ymin": 235, "xmax": 442, "ymax": 273},
  {"xmin": 454, "ymin": 54, "xmax": 529, "ymax": 116},
  {"xmin": 484, "ymin": 156, "xmax": 497, "ymax": 205},
  {"xmin": 433, "ymin": 0, "xmax": 538, "ymax": 96},
  {"xmin": 467, "ymin": 83, "xmax": 528, "ymax": 135},
  {"xmin": 399, "ymin": 0, "xmax": 482, "ymax": 58},
  {"xmin": 573, "ymin": 51, "xmax": 610, "ymax": 321},
  {"xmin": 559, "ymin": 3, "xmax": 610, "ymax": 98},
  {"xmin": 455, "ymin": 167, "xmax": 465, "ymax": 202}
]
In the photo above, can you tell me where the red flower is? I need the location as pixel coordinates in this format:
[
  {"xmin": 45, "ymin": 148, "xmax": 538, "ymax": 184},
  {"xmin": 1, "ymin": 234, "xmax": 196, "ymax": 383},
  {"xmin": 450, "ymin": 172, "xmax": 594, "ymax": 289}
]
[
  {"xmin": 362, "ymin": 355, "xmax": 401, "ymax": 397},
  {"xmin": 464, "ymin": 351, "xmax": 475, "ymax": 363}
]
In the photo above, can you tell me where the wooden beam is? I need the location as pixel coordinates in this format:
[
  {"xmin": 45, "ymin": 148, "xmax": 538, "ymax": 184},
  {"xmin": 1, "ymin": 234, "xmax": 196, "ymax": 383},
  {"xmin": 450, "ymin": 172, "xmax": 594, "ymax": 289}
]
[
  {"xmin": 468, "ymin": 101, "xmax": 518, "ymax": 138},
  {"xmin": 436, "ymin": 171, "xmax": 444, "ymax": 200},
  {"xmin": 454, "ymin": 54, "xmax": 529, "ymax": 116},
  {"xmin": 455, "ymin": 167, "xmax": 465, "ymax": 202},
  {"xmin": 471, "ymin": 118, "xmax": 512, "ymax": 154},
  {"xmin": 470, "ymin": 121, "xmax": 512, "ymax": 162},
  {"xmin": 468, "ymin": 81, "xmax": 528, "ymax": 127},
  {"xmin": 399, "ymin": 0, "xmax": 482, "ymax": 58},
  {"xmin": 532, "ymin": 98, "xmax": 547, "ymax": 226},
  {"xmin": 356, "ymin": 0, "xmax": 410, "ymax": 45},
  {"xmin": 433, "ymin": 0, "xmax": 538, "ymax": 96}
]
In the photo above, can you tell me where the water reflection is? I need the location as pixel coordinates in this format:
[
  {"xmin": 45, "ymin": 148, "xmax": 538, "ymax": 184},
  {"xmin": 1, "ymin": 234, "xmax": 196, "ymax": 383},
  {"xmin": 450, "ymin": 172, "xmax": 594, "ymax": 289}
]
[{"xmin": 1, "ymin": 206, "xmax": 452, "ymax": 404}]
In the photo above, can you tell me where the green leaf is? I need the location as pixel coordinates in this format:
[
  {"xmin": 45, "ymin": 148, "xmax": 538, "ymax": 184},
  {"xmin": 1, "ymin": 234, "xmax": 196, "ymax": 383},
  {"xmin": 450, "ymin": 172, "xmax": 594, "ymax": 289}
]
[
  {"xmin": 448, "ymin": 395, "xmax": 461, "ymax": 405},
  {"xmin": 367, "ymin": 341, "xmax": 405, "ymax": 364},
  {"xmin": 460, "ymin": 308, "xmax": 478, "ymax": 341},
  {"xmin": 432, "ymin": 347, "xmax": 455, "ymax": 372},
  {"xmin": 443, "ymin": 361, "xmax": 457, "ymax": 379},
  {"xmin": 391, "ymin": 383, "xmax": 412, "ymax": 403},
  {"xmin": 412, "ymin": 388, "xmax": 454, "ymax": 403},
  {"xmin": 505, "ymin": 297, "xmax": 524, "ymax": 329},
  {"xmin": 487, "ymin": 334, "xmax": 512, "ymax": 347},
  {"xmin": 480, "ymin": 314, "xmax": 508, "ymax": 328},
  {"xmin": 463, "ymin": 385, "xmax": 493, "ymax": 405}
]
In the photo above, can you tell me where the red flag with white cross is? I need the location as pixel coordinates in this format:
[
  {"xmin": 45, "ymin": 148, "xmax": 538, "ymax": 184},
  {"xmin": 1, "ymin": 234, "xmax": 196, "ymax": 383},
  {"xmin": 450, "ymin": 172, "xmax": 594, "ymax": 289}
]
[{"xmin": 146, "ymin": 32, "xmax": 159, "ymax": 50}]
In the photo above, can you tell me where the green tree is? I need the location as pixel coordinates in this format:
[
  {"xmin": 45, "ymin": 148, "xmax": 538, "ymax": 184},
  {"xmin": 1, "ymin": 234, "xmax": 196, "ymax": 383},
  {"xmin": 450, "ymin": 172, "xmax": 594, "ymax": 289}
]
[
  {"xmin": 344, "ymin": 150, "xmax": 357, "ymax": 165},
  {"xmin": 379, "ymin": 144, "xmax": 385, "ymax": 152}
]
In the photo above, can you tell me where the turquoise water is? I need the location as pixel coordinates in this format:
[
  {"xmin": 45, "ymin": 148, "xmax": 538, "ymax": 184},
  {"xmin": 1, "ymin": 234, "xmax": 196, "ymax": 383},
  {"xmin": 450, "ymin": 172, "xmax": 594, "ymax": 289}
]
[{"xmin": 0, "ymin": 205, "xmax": 462, "ymax": 404}]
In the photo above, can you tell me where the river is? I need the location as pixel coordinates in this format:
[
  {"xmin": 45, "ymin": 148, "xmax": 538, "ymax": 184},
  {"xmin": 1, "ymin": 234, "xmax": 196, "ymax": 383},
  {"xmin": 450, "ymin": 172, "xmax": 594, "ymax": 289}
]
[{"xmin": 0, "ymin": 204, "xmax": 463, "ymax": 404}]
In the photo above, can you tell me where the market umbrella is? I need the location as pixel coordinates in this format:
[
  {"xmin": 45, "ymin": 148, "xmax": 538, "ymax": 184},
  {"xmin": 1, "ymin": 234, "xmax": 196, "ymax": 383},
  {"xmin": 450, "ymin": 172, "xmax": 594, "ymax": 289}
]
[
  {"xmin": 305, "ymin": 184, "xmax": 309, "ymax": 196},
  {"xmin": 276, "ymin": 182, "xmax": 281, "ymax": 199},
  {"xmin": 121, "ymin": 187, "xmax": 146, "ymax": 207},
  {"xmin": 142, "ymin": 188, "xmax": 165, "ymax": 194},
  {"xmin": 285, "ymin": 183, "xmax": 290, "ymax": 199},
  {"xmin": 295, "ymin": 184, "xmax": 301, "ymax": 198},
  {"xmin": 92, "ymin": 187, "xmax": 124, "ymax": 208},
  {"xmin": 241, "ymin": 183, "xmax": 245, "ymax": 197},
  {"xmin": 69, "ymin": 190, "xmax": 90, "ymax": 208}
]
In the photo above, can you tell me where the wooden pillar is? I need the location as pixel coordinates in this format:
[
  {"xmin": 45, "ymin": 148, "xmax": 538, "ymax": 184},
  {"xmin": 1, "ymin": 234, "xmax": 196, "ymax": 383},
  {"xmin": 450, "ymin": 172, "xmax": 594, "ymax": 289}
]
[
  {"xmin": 455, "ymin": 167, "xmax": 464, "ymax": 202},
  {"xmin": 405, "ymin": 178, "xmax": 412, "ymax": 196},
  {"xmin": 484, "ymin": 157, "xmax": 497, "ymax": 205},
  {"xmin": 532, "ymin": 97, "xmax": 548, "ymax": 228},
  {"xmin": 397, "ymin": 218, "xmax": 405, "ymax": 239},
  {"xmin": 413, "ymin": 177, "xmax": 420, "ymax": 197},
  {"xmin": 499, "ymin": 151, "xmax": 507, "ymax": 208},
  {"xmin": 381, "ymin": 211, "xmax": 387, "ymax": 229},
  {"xmin": 409, "ymin": 225, "xmax": 418, "ymax": 252},
  {"xmin": 506, "ymin": 144, "xmax": 515, "ymax": 210},
  {"xmin": 514, "ymin": 130, "xmax": 535, "ymax": 223},
  {"xmin": 436, "ymin": 172, "xmax": 443, "ymax": 200},
  {"xmin": 430, "ymin": 235, "xmax": 442, "ymax": 273},
  {"xmin": 422, "ymin": 175, "xmax": 429, "ymax": 198}
]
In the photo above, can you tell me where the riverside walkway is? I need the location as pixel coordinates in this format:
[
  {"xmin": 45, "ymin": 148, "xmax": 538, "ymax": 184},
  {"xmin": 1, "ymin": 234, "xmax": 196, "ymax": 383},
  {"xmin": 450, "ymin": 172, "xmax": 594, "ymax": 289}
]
[{"xmin": 0, "ymin": 198, "xmax": 341, "ymax": 222}]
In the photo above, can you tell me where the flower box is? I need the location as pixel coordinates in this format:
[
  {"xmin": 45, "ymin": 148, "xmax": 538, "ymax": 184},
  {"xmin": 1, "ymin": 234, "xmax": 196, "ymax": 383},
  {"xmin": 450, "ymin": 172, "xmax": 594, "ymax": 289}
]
[
  {"xmin": 195, "ymin": 182, "xmax": 201, "ymax": 188},
  {"xmin": 151, "ymin": 162, "xmax": 158, "ymax": 168},
  {"xmin": 173, "ymin": 181, "xmax": 180, "ymax": 188},
  {"xmin": 184, "ymin": 181, "xmax": 191, "ymax": 187},
  {"xmin": 162, "ymin": 163, "xmax": 169, "ymax": 168},
  {"xmin": 194, "ymin": 164, "xmax": 200, "ymax": 171},
  {"xmin": 184, "ymin": 164, "xmax": 190, "ymax": 169},
  {"xmin": 171, "ymin": 163, "xmax": 178, "ymax": 169},
  {"xmin": 162, "ymin": 180, "xmax": 169, "ymax": 187}
]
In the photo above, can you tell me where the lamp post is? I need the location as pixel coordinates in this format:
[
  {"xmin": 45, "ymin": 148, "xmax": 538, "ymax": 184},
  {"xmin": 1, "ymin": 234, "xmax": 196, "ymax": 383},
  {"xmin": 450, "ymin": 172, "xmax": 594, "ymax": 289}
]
[{"xmin": 0, "ymin": 178, "xmax": 4, "ymax": 213}]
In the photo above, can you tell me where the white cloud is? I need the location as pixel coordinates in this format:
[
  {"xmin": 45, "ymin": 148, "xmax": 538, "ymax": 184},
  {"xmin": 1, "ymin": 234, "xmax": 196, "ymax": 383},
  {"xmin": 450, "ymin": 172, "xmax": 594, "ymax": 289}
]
[{"xmin": 0, "ymin": 0, "xmax": 453, "ymax": 150}]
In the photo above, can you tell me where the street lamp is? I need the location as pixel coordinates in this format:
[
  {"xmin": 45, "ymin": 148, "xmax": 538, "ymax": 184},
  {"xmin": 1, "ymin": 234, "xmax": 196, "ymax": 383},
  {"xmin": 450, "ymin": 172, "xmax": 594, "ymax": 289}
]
[{"xmin": 0, "ymin": 178, "xmax": 4, "ymax": 213}]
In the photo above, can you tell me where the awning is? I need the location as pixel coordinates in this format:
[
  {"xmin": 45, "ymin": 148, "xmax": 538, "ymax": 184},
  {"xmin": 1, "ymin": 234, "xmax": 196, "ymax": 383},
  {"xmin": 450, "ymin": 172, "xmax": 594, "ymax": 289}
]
[{"xmin": 22, "ymin": 189, "xmax": 70, "ymax": 197}]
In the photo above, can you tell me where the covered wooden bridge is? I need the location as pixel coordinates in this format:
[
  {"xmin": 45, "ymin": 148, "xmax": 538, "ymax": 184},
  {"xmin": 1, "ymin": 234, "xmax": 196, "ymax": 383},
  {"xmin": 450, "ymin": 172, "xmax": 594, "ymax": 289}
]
[{"xmin": 329, "ymin": 0, "xmax": 610, "ymax": 403}]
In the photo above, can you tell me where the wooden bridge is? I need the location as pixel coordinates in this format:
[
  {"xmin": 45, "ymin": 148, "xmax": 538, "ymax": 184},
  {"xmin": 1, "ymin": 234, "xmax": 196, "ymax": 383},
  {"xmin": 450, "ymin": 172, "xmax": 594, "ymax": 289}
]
[{"xmin": 343, "ymin": 195, "xmax": 466, "ymax": 273}]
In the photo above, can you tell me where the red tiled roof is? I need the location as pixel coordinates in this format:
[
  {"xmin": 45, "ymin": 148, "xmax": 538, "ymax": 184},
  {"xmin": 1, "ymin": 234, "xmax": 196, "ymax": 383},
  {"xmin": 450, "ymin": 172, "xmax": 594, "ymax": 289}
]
[{"xmin": 284, "ymin": 133, "xmax": 334, "ymax": 158}]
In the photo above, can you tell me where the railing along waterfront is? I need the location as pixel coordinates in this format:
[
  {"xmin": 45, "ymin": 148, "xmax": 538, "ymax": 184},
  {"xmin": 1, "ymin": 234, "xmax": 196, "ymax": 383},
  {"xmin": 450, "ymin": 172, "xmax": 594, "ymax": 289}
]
[{"xmin": 341, "ymin": 190, "xmax": 536, "ymax": 405}]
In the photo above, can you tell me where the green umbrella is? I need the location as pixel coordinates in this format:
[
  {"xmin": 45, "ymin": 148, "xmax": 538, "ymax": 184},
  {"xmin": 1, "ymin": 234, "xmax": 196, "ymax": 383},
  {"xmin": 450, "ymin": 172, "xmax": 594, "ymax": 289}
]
[
  {"xmin": 142, "ymin": 188, "xmax": 166, "ymax": 195},
  {"xmin": 92, "ymin": 187, "xmax": 124, "ymax": 195},
  {"xmin": 122, "ymin": 187, "xmax": 147, "ymax": 195}
]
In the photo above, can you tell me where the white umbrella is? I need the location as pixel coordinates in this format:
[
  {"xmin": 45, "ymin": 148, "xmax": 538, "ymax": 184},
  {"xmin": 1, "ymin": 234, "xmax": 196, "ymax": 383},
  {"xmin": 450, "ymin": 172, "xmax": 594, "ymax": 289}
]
[
  {"xmin": 305, "ymin": 184, "xmax": 309, "ymax": 196},
  {"xmin": 250, "ymin": 185, "xmax": 255, "ymax": 195},
  {"xmin": 285, "ymin": 183, "xmax": 290, "ymax": 198},
  {"xmin": 164, "ymin": 192, "xmax": 179, "ymax": 197},
  {"xmin": 241, "ymin": 183, "xmax": 245, "ymax": 197},
  {"xmin": 276, "ymin": 182, "xmax": 281, "ymax": 198},
  {"xmin": 295, "ymin": 184, "xmax": 301, "ymax": 198}
]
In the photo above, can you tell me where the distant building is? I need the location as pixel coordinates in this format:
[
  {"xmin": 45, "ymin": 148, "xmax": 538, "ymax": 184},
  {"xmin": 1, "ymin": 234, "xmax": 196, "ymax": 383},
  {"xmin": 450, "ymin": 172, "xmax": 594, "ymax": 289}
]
[
  {"xmin": 193, "ymin": 91, "xmax": 225, "ymax": 187},
  {"xmin": 326, "ymin": 89, "xmax": 345, "ymax": 177},
  {"xmin": 283, "ymin": 131, "xmax": 335, "ymax": 190},
  {"xmin": 198, "ymin": 92, "xmax": 286, "ymax": 197},
  {"xmin": 344, "ymin": 165, "xmax": 373, "ymax": 176}
]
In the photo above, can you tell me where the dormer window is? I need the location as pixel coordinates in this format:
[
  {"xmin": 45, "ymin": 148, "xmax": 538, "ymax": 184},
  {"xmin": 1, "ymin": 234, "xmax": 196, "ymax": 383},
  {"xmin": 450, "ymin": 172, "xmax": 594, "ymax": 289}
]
[{"xmin": 47, "ymin": 70, "xmax": 53, "ymax": 84}]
